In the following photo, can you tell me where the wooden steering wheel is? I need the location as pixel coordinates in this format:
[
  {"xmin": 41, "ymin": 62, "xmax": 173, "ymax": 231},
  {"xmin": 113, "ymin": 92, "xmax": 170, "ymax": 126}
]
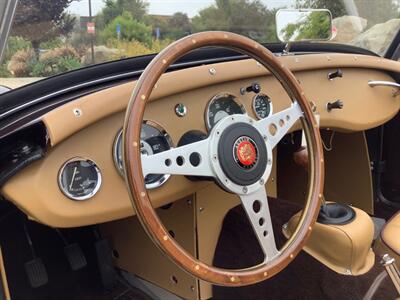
[{"xmin": 123, "ymin": 31, "xmax": 324, "ymax": 286}]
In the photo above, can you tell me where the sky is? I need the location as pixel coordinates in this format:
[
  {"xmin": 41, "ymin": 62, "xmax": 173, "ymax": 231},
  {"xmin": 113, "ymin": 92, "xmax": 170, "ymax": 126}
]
[{"xmin": 67, "ymin": 0, "xmax": 293, "ymax": 18}]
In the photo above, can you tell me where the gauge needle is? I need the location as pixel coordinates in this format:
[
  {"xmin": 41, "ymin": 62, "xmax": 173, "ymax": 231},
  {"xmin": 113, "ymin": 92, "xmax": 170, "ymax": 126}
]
[{"xmin": 69, "ymin": 167, "xmax": 77, "ymax": 190}]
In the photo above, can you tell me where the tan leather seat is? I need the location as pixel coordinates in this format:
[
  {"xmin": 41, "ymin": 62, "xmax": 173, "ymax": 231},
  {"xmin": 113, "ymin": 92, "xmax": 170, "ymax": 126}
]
[{"xmin": 376, "ymin": 211, "xmax": 400, "ymax": 268}]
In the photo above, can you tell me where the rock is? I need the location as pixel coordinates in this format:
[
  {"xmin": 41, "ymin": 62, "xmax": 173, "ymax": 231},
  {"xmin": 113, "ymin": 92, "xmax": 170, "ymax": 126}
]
[
  {"xmin": 81, "ymin": 45, "xmax": 121, "ymax": 65},
  {"xmin": 351, "ymin": 19, "xmax": 400, "ymax": 56},
  {"xmin": 331, "ymin": 16, "xmax": 367, "ymax": 43}
]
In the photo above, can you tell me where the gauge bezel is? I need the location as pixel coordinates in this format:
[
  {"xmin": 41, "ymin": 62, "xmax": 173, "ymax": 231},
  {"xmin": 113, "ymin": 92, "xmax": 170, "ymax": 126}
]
[
  {"xmin": 205, "ymin": 93, "xmax": 246, "ymax": 131},
  {"xmin": 252, "ymin": 93, "xmax": 273, "ymax": 120},
  {"xmin": 58, "ymin": 157, "xmax": 102, "ymax": 201},
  {"xmin": 113, "ymin": 120, "xmax": 173, "ymax": 189}
]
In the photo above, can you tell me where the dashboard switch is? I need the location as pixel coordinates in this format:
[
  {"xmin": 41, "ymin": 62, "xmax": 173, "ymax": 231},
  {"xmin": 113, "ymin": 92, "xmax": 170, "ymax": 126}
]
[
  {"xmin": 328, "ymin": 69, "xmax": 343, "ymax": 80},
  {"xmin": 241, "ymin": 83, "xmax": 261, "ymax": 94},
  {"xmin": 326, "ymin": 100, "xmax": 344, "ymax": 112}
]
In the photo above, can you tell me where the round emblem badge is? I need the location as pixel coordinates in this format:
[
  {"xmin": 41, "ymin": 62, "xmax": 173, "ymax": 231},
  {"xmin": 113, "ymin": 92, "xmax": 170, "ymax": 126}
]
[{"xmin": 233, "ymin": 136, "xmax": 258, "ymax": 169}]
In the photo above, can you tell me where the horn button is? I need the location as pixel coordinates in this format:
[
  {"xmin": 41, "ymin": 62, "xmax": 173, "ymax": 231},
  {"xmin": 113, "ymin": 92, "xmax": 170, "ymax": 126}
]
[{"xmin": 217, "ymin": 122, "xmax": 267, "ymax": 186}]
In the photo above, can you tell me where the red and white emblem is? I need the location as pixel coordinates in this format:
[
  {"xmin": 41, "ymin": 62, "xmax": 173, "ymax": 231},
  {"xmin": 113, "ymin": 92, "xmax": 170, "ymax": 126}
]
[{"xmin": 233, "ymin": 136, "xmax": 258, "ymax": 168}]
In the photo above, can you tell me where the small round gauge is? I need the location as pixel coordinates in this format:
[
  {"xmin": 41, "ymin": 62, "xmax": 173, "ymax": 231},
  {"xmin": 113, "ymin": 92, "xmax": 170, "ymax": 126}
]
[
  {"xmin": 252, "ymin": 93, "xmax": 272, "ymax": 119},
  {"xmin": 113, "ymin": 121, "xmax": 173, "ymax": 189},
  {"xmin": 205, "ymin": 93, "xmax": 246, "ymax": 130},
  {"xmin": 58, "ymin": 158, "xmax": 101, "ymax": 201}
]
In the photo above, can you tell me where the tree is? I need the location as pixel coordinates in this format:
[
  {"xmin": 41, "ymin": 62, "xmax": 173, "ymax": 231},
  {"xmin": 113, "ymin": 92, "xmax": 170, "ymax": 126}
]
[
  {"xmin": 295, "ymin": 0, "xmax": 346, "ymax": 18},
  {"xmin": 96, "ymin": 0, "xmax": 149, "ymax": 29},
  {"xmin": 296, "ymin": 0, "xmax": 400, "ymax": 26},
  {"xmin": 192, "ymin": 0, "xmax": 278, "ymax": 42},
  {"xmin": 168, "ymin": 13, "xmax": 192, "ymax": 38},
  {"xmin": 100, "ymin": 11, "xmax": 153, "ymax": 47},
  {"xmin": 11, "ymin": 0, "xmax": 79, "ymax": 51},
  {"xmin": 280, "ymin": 11, "xmax": 331, "ymax": 41}
]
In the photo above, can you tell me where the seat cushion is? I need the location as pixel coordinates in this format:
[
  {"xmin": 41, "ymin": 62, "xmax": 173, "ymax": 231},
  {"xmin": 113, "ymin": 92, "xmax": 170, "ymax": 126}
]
[{"xmin": 381, "ymin": 212, "xmax": 400, "ymax": 255}]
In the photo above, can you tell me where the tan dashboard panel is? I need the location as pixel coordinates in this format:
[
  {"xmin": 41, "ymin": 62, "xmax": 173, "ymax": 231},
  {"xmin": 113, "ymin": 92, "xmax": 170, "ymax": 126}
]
[
  {"xmin": 1, "ymin": 112, "xmax": 212, "ymax": 227},
  {"xmin": 2, "ymin": 53, "xmax": 400, "ymax": 228},
  {"xmin": 43, "ymin": 53, "xmax": 400, "ymax": 146}
]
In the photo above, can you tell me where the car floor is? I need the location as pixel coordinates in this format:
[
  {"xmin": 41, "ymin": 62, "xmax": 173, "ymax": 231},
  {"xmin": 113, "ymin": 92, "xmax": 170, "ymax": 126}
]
[
  {"xmin": 0, "ymin": 201, "xmax": 151, "ymax": 300},
  {"xmin": 213, "ymin": 197, "xmax": 398, "ymax": 300}
]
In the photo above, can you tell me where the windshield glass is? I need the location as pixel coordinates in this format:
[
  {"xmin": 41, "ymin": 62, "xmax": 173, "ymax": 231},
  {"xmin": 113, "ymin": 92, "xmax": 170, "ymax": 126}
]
[{"xmin": 1, "ymin": 0, "xmax": 399, "ymax": 89}]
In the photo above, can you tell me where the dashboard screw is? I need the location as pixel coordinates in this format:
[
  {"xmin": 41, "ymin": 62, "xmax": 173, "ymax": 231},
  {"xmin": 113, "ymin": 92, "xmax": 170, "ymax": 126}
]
[
  {"xmin": 242, "ymin": 186, "xmax": 248, "ymax": 193},
  {"xmin": 73, "ymin": 108, "xmax": 82, "ymax": 117},
  {"xmin": 199, "ymin": 207, "xmax": 204, "ymax": 212},
  {"xmin": 259, "ymin": 179, "xmax": 264, "ymax": 185},
  {"xmin": 209, "ymin": 68, "xmax": 216, "ymax": 75}
]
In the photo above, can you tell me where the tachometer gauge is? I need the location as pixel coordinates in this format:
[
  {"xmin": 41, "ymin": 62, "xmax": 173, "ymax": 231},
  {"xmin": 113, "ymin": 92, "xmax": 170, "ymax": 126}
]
[
  {"xmin": 205, "ymin": 93, "xmax": 246, "ymax": 130},
  {"xmin": 252, "ymin": 93, "xmax": 272, "ymax": 119},
  {"xmin": 58, "ymin": 158, "xmax": 101, "ymax": 201},
  {"xmin": 113, "ymin": 121, "xmax": 173, "ymax": 189}
]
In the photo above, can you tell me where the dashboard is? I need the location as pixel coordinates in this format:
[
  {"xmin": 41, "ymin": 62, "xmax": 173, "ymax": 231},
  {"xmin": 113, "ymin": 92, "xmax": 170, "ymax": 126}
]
[{"xmin": 1, "ymin": 53, "xmax": 400, "ymax": 227}]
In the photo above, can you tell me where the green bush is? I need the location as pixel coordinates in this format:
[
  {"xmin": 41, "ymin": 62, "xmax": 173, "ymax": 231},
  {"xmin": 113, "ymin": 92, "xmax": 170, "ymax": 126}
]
[
  {"xmin": 0, "ymin": 64, "xmax": 11, "ymax": 77},
  {"xmin": 100, "ymin": 11, "xmax": 153, "ymax": 47},
  {"xmin": 39, "ymin": 38, "xmax": 63, "ymax": 49},
  {"xmin": 3, "ymin": 36, "xmax": 31, "ymax": 62},
  {"xmin": 32, "ymin": 55, "xmax": 81, "ymax": 77}
]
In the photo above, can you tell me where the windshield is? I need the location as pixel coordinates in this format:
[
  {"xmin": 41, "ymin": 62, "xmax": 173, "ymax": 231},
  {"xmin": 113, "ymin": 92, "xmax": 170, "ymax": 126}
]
[{"xmin": 1, "ymin": 0, "xmax": 399, "ymax": 89}]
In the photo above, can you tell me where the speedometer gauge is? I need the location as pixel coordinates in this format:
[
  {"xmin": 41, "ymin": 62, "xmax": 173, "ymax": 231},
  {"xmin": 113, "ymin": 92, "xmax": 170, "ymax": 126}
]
[
  {"xmin": 205, "ymin": 93, "xmax": 246, "ymax": 130},
  {"xmin": 252, "ymin": 93, "xmax": 272, "ymax": 119},
  {"xmin": 58, "ymin": 158, "xmax": 101, "ymax": 201},
  {"xmin": 113, "ymin": 121, "xmax": 173, "ymax": 189}
]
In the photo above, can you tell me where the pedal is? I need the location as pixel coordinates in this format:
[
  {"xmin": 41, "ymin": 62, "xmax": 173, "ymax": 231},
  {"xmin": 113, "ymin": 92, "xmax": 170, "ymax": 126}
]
[
  {"xmin": 64, "ymin": 243, "xmax": 87, "ymax": 271},
  {"xmin": 24, "ymin": 258, "xmax": 48, "ymax": 288},
  {"xmin": 95, "ymin": 238, "xmax": 117, "ymax": 290}
]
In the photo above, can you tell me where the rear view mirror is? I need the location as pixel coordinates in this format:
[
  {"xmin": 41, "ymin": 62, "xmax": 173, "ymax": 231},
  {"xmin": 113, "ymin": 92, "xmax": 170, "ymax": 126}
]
[{"xmin": 276, "ymin": 9, "xmax": 333, "ymax": 42}]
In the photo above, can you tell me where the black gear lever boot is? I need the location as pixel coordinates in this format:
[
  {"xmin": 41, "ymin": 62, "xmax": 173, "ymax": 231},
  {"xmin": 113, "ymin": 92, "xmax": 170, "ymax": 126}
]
[{"xmin": 318, "ymin": 202, "xmax": 356, "ymax": 225}]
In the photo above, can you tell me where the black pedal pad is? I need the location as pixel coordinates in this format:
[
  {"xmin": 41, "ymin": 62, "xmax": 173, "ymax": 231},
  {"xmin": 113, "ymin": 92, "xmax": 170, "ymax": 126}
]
[
  {"xmin": 95, "ymin": 239, "xmax": 117, "ymax": 290},
  {"xmin": 24, "ymin": 258, "xmax": 48, "ymax": 288},
  {"xmin": 64, "ymin": 243, "xmax": 87, "ymax": 271}
]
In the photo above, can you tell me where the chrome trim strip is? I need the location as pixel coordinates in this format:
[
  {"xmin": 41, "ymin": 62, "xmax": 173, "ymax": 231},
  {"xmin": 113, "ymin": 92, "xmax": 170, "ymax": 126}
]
[
  {"xmin": 369, "ymin": 80, "xmax": 400, "ymax": 96},
  {"xmin": 368, "ymin": 80, "xmax": 400, "ymax": 89}
]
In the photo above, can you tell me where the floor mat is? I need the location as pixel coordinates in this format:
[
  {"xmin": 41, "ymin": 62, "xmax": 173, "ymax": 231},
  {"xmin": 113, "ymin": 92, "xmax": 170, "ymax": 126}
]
[{"xmin": 212, "ymin": 198, "xmax": 398, "ymax": 300}]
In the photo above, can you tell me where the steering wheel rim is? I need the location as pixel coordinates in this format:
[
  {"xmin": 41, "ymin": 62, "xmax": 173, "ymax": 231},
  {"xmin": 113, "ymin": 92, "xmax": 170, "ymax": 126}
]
[{"xmin": 123, "ymin": 31, "xmax": 324, "ymax": 286}]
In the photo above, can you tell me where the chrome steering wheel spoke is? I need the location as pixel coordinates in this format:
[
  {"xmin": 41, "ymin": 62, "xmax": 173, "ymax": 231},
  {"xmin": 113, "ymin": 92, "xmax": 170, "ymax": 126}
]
[
  {"xmin": 141, "ymin": 138, "xmax": 215, "ymax": 178},
  {"xmin": 255, "ymin": 101, "xmax": 303, "ymax": 149},
  {"xmin": 239, "ymin": 187, "xmax": 279, "ymax": 261}
]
